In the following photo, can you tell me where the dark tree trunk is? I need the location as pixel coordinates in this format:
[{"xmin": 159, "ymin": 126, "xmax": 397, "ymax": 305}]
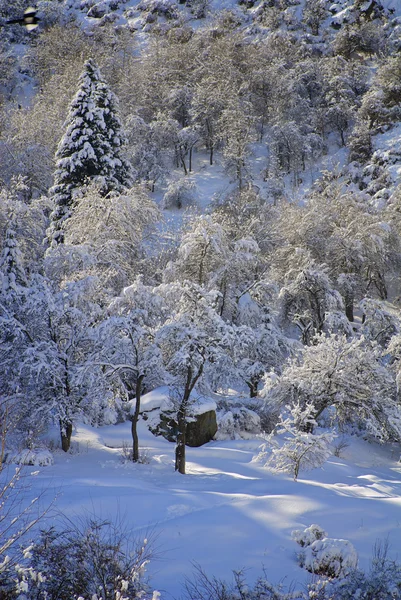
[
  {"xmin": 189, "ymin": 146, "xmax": 193, "ymax": 173},
  {"xmin": 60, "ymin": 420, "xmax": 73, "ymax": 452},
  {"xmin": 345, "ymin": 294, "xmax": 354, "ymax": 322},
  {"xmin": 180, "ymin": 152, "xmax": 188, "ymax": 175},
  {"xmin": 247, "ymin": 380, "xmax": 259, "ymax": 398},
  {"xmin": 175, "ymin": 361, "xmax": 204, "ymax": 474},
  {"xmin": 131, "ymin": 374, "xmax": 144, "ymax": 462},
  {"xmin": 175, "ymin": 408, "xmax": 187, "ymax": 474}
]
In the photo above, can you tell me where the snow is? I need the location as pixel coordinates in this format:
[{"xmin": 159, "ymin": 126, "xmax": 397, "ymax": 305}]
[
  {"xmin": 372, "ymin": 122, "xmax": 401, "ymax": 185},
  {"xmin": 138, "ymin": 385, "xmax": 217, "ymax": 415},
  {"xmin": 10, "ymin": 448, "xmax": 54, "ymax": 467},
  {"xmin": 139, "ymin": 385, "xmax": 172, "ymax": 412},
  {"xmin": 300, "ymin": 536, "xmax": 358, "ymax": 578},
  {"xmin": 13, "ymin": 420, "xmax": 401, "ymax": 598}
]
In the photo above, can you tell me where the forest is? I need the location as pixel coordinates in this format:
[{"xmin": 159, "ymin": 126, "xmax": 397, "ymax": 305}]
[{"xmin": 2, "ymin": 0, "xmax": 401, "ymax": 597}]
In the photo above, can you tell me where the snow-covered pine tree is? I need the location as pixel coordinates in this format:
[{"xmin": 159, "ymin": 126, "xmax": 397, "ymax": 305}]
[
  {"xmin": 0, "ymin": 221, "xmax": 28, "ymax": 294},
  {"xmin": 48, "ymin": 58, "xmax": 134, "ymax": 246}
]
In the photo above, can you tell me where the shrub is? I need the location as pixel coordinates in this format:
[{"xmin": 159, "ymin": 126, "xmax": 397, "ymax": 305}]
[
  {"xmin": 292, "ymin": 524, "xmax": 327, "ymax": 548},
  {"xmin": 216, "ymin": 407, "xmax": 261, "ymax": 440},
  {"xmin": 293, "ymin": 525, "xmax": 358, "ymax": 579},
  {"xmin": 162, "ymin": 178, "xmax": 197, "ymax": 209},
  {"xmin": 9, "ymin": 448, "xmax": 54, "ymax": 467},
  {"xmin": 5, "ymin": 516, "xmax": 156, "ymax": 600},
  {"xmin": 299, "ymin": 537, "xmax": 358, "ymax": 578}
]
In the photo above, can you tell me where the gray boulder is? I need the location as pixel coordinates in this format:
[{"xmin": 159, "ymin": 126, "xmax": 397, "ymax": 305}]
[{"xmin": 149, "ymin": 408, "xmax": 217, "ymax": 447}]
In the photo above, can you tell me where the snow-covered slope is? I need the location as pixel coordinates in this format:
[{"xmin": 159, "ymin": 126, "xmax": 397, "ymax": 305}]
[{"xmin": 18, "ymin": 420, "xmax": 401, "ymax": 598}]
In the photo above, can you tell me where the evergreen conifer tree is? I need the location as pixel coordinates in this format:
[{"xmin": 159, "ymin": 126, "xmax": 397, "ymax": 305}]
[
  {"xmin": 0, "ymin": 221, "xmax": 27, "ymax": 294},
  {"xmin": 48, "ymin": 58, "xmax": 134, "ymax": 245}
]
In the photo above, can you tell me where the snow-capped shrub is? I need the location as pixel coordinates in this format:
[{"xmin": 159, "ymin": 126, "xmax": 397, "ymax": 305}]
[
  {"xmin": 87, "ymin": 1, "xmax": 110, "ymax": 18},
  {"xmin": 216, "ymin": 407, "xmax": 261, "ymax": 440},
  {"xmin": 8, "ymin": 517, "xmax": 155, "ymax": 600},
  {"xmin": 294, "ymin": 525, "xmax": 358, "ymax": 579},
  {"xmin": 255, "ymin": 403, "xmax": 335, "ymax": 480},
  {"xmin": 292, "ymin": 524, "xmax": 327, "ymax": 548},
  {"xmin": 11, "ymin": 449, "xmax": 54, "ymax": 467},
  {"xmin": 300, "ymin": 538, "xmax": 358, "ymax": 578},
  {"xmin": 137, "ymin": 0, "xmax": 178, "ymax": 18},
  {"xmin": 319, "ymin": 539, "xmax": 401, "ymax": 599},
  {"xmin": 162, "ymin": 178, "xmax": 197, "ymax": 209}
]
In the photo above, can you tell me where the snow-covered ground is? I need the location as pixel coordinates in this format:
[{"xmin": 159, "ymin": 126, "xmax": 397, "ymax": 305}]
[{"xmin": 14, "ymin": 419, "xmax": 401, "ymax": 598}]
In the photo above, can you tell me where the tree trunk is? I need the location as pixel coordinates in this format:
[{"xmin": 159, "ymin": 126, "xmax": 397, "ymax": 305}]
[
  {"xmin": 175, "ymin": 409, "xmax": 187, "ymax": 474},
  {"xmin": 180, "ymin": 152, "xmax": 188, "ymax": 175},
  {"xmin": 237, "ymin": 160, "xmax": 243, "ymax": 190},
  {"xmin": 174, "ymin": 361, "xmax": 204, "ymax": 474},
  {"xmin": 60, "ymin": 420, "xmax": 73, "ymax": 452},
  {"xmin": 247, "ymin": 380, "xmax": 259, "ymax": 398},
  {"xmin": 344, "ymin": 294, "xmax": 354, "ymax": 322},
  {"xmin": 209, "ymin": 145, "xmax": 214, "ymax": 166},
  {"xmin": 131, "ymin": 374, "xmax": 144, "ymax": 462}
]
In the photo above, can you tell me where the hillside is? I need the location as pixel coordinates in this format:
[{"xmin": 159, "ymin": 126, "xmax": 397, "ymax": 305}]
[{"xmin": 3, "ymin": 0, "xmax": 401, "ymax": 598}]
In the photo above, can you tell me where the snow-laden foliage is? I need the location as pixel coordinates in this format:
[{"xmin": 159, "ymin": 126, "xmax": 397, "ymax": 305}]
[
  {"xmin": 156, "ymin": 281, "xmax": 233, "ymax": 472},
  {"xmin": 184, "ymin": 540, "xmax": 401, "ymax": 600},
  {"xmin": 294, "ymin": 524, "xmax": 358, "ymax": 579},
  {"xmin": 0, "ymin": 273, "xmax": 101, "ymax": 452},
  {"xmin": 48, "ymin": 58, "xmax": 134, "ymax": 245},
  {"xmin": 229, "ymin": 321, "xmax": 291, "ymax": 397},
  {"xmin": 316, "ymin": 539, "xmax": 401, "ymax": 599},
  {"xmin": 9, "ymin": 448, "xmax": 54, "ymax": 467},
  {"xmin": 162, "ymin": 177, "xmax": 197, "ymax": 209},
  {"xmin": 279, "ymin": 265, "xmax": 347, "ymax": 344},
  {"xmin": 299, "ymin": 537, "xmax": 358, "ymax": 579},
  {"xmin": 216, "ymin": 406, "xmax": 261, "ymax": 440},
  {"xmin": 273, "ymin": 185, "xmax": 397, "ymax": 319},
  {"xmin": 255, "ymin": 402, "xmax": 335, "ymax": 480},
  {"xmin": 0, "ymin": 223, "xmax": 28, "ymax": 294},
  {"xmin": 292, "ymin": 524, "xmax": 327, "ymax": 548},
  {"xmin": 0, "ymin": 181, "xmax": 50, "ymax": 274},
  {"xmin": 3, "ymin": 0, "xmax": 401, "ymax": 591},
  {"xmin": 165, "ymin": 215, "xmax": 229, "ymax": 287},
  {"xmin": 263, "ymin": 334, "xmax": 400, "ymax": 442},
  {"xmin": 5, "ymin": 517, "xmax": 155, "ymax": 600},
  {"xmin": 360, "ymin": 297, "xmax": 400, "ymax": 346},
  {"xmin": 63, "ymin": 181, "xmax": 160, "ymax": 291},
  {"xmin": 88, "ymin": 280, "xmax": 165, "ymax": 459}
]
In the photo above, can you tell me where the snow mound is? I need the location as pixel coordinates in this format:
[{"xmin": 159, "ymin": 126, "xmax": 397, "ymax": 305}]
[
  {"xmin": 293, "ymin": 524, "xmax": 358, "ymax": 578},
  {"xmin": 11, "ymin": 448, "xmax": 54, "ymax": 467},
  {"xmin": 300, "ymin": 537, "xmax": 358, "ymax": 578}
]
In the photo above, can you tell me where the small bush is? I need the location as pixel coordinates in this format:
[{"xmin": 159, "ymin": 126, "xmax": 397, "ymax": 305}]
[
  {"xmin": 299, "ymin": 537, "xmax": 358, "ymax": 578},
  {"xmin": 4, "ymin": 516, "xmax": 156, "ymax": 600},
  {"xmin": 184, "ymin": 564, "xmax": 303, "ymax": 600},
  {"xmin": 332, "ymin": 437, "xmax": 350, "ymax": 458},
  {"xmin": 292, "ymin": 524, "xmax": 327, "ymax": 548},
  {"xmin": 216, "ymin": 407, "xmax": 261, "ymax": 440},
  {"xmin": 294, "ymin": 525, "xmax": 358, "ymax": 579},
  {"xmin": 10, "ymin": 448, "xmax": 54, "ymax": 467},
  {"xmin": 120, "ymin": 441, "xmax": 151, "ymax": 464},
  {"xmin": 162, "ymin": 178, "xmax": 197, "ymax": 209},
  {"xmin": 137, "ymin": 0, "xmax": 178, "ymax": 19}
]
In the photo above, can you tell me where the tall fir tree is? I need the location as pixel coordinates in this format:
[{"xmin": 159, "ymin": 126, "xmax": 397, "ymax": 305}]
[
  {"xmin": 0, "ymin": 221, "xmax": 28, "ymax": 295},
  {"xmin": 48, "ymin": 58, "xmax": 134, "ymax": 246}
]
